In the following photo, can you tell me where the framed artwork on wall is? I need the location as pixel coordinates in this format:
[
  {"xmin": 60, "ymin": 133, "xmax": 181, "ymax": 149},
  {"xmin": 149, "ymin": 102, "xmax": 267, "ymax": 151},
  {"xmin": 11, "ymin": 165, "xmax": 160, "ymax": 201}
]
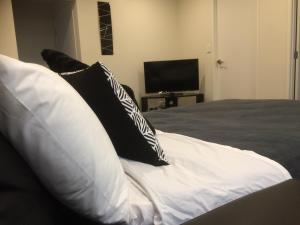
[{"xmin": 98, "ymin": 2, "xmax": 114, "ymax": 55}]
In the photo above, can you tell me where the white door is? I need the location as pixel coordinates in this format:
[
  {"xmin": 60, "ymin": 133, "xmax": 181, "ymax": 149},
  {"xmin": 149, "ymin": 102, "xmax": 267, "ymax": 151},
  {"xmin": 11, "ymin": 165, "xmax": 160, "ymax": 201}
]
[
  {"xmin": 215, "ymin": 0, "xmax": 257, "ymax": 99},
  {"xmin": 214, "ymin": 0, "xmax": 293, "ymax": 100}
]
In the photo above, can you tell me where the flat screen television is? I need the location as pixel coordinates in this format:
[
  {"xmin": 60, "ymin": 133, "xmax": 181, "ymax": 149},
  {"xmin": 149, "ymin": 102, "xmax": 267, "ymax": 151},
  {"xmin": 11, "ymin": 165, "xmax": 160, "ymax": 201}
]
[{"xmin": 144, "ymin": 59, "xmax": 199, "ymax": 94}]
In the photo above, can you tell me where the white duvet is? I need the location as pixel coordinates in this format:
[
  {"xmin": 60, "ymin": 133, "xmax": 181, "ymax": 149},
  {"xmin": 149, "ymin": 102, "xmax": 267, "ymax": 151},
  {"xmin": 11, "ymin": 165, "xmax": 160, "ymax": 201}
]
[{"xmin": 121, "ymin": 131, "xmax": 291, "ymax": 225}]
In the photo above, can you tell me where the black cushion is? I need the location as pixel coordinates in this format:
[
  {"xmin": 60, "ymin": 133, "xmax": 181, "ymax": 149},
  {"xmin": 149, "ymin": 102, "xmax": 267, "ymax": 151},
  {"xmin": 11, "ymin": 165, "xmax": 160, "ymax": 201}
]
[
  {"xmin": 41, "ymin": 49, "xmax": 88, "ymax": 73},
  {"xmin": 182, "ymin": 179, "xmax": 300, "ymax": 225},
  {"xmin": 63, "ymin": 62, "xmax": 168, "ymax": 166},
  {"xmin": 0, "ymin": 133, "xmax": 106, "ymax": 225},
  {"xmin": 41, "ymin": 49, "xmax": 155, "ymax": 134}
]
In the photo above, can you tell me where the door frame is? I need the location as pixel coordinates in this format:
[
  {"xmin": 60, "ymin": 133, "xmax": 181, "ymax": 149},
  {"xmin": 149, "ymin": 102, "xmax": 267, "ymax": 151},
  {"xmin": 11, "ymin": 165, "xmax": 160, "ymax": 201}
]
[
  {"xmin": 284, "ymin": 0, "xmax": 294, "ymax": 100},
  {"xmin": 212, "ymin": 0, "xmax": 219, "ymax": 100},
  {"xmin": 291, "ymin": 0, "xmax": 300, "ymax": 100}
]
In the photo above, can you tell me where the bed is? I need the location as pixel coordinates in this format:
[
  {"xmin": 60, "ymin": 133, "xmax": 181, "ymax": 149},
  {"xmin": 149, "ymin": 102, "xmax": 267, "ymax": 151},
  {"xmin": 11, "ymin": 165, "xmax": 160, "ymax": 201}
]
[{"xmin": 0, "ymin": 53, "xmax": 296, "ymax": 225}]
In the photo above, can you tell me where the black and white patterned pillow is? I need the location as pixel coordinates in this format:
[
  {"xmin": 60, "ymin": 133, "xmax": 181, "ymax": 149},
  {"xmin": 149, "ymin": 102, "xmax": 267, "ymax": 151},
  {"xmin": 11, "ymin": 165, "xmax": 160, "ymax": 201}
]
[
  {"xmin": 100, "ymin": 62, "xmax": 167, "ymax": 162},
  {"xmin": 63, "ymin": 62, "xmax": 168, "ymax": 166}
]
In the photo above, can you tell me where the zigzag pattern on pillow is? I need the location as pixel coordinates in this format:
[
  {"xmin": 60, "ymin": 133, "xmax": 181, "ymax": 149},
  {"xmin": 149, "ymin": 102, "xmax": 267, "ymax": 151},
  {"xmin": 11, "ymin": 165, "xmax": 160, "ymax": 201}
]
[{"xmin": 99, "ymin": 62, "xmax": 167, "ymax": 162}]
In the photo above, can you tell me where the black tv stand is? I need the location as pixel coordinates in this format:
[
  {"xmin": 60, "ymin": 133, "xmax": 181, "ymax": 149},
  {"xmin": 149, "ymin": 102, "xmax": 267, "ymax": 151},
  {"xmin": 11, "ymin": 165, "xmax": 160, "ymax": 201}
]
[
  {"xmin": 141, "ymin": 92, "xmax": 204, "ymax": 112},
  {"xmin": 157, "ymin": 92, "xmax": 183, "ymax": 97}
]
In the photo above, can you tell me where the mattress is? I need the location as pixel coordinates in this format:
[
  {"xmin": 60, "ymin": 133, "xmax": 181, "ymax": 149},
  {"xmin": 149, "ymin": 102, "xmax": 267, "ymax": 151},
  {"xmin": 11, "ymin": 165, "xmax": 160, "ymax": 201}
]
[
  {"xmin": 144, "ymin": 99, "xmax": 300, "ymax": 178},
  {"xmin": 122, "ymin": 131, "xmax": 291, "ymax": 225}
]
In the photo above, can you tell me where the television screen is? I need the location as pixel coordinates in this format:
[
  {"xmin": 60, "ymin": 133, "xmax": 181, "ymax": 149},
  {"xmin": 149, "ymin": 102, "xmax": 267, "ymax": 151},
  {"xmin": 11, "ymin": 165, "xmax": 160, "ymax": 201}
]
[{"xmin": 144, "ymin": 59, "xmax": 199, "ymax": 93}]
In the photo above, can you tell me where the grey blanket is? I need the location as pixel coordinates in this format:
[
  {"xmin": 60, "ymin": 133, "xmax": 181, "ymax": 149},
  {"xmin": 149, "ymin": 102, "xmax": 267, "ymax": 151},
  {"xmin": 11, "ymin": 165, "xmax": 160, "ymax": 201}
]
[{"xmin": 145, "ymin": 100, "xmax": 300, "ymax": 178}]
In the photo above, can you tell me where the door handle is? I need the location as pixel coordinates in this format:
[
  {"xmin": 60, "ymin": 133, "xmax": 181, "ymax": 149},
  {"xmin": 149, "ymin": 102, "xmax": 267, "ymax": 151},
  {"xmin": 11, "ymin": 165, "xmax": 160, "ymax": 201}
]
[{"xmin": 217, "ymin": 59, "xmax": 224, "ymax": 65}]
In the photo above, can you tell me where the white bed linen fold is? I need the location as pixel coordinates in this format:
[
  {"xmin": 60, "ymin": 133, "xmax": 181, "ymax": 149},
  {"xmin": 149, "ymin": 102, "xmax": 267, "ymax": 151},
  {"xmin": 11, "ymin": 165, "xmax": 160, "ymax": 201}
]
[
  {"xmin": 126, "ymin": 176, "xmax": 159, "ymax": 225},
  {"xmin": 122, "ymin": 131, "xmax": 291, "ymax": 225}
]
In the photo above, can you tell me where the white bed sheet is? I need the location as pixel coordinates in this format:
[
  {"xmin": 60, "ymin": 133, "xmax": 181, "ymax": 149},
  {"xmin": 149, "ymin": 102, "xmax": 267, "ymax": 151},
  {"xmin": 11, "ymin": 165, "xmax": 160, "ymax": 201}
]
[
  {"xmin": 127, "ymin": 176, "xmax": 158, "ymax": 225},
  {"xmin": 122, "ymin": 131, "xmax": 291, "ymax": 225}
]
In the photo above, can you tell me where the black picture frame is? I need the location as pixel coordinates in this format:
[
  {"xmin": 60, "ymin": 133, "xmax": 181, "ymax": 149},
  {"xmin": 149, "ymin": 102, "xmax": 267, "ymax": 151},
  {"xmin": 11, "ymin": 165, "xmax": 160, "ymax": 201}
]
[{"xmin": 98, "ymin": 2, "xmax": 114, "ymax": 55}]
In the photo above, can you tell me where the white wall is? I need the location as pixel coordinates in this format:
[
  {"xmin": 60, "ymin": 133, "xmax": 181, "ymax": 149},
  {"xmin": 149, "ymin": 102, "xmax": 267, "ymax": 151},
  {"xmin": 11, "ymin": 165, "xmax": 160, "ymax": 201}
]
[
  {"xmin": 75, "ymin": 0, "xmax": 180, "ymax": 101},
  {"xmin": 0, "ymin": 0, "xmax": 18, "ymax": 59},
  {"xmin": 75, "ymin": 0, "xmax": 214, "ymax": 101},
  {"xmin": 12, "ymin": 0, "xmax": 57, "ymax": 66},
  {"xmin": 12, "ymin": 0, "xmax": 81, "ymax": 66},
  {"xmin": 177, "ymin": 0, "xmax": 214, "ymax": 101},
  {"xmin": 53, "ymin": 0, "xmax": 80, "ymax": 59}
]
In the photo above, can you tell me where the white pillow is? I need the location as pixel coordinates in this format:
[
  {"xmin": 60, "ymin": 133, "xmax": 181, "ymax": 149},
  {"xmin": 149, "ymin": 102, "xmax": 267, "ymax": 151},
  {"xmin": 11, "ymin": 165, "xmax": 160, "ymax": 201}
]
[{"xmin": 0, "ymin": 55, "xmax": 129, "ymax": 224}]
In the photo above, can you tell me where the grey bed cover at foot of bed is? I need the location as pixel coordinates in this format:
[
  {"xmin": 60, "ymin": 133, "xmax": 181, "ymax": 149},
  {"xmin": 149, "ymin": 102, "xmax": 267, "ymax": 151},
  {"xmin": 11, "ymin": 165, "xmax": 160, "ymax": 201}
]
[{"xmin": 145, "ymin": 99, "xmax": 300, "ymax": 179}]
